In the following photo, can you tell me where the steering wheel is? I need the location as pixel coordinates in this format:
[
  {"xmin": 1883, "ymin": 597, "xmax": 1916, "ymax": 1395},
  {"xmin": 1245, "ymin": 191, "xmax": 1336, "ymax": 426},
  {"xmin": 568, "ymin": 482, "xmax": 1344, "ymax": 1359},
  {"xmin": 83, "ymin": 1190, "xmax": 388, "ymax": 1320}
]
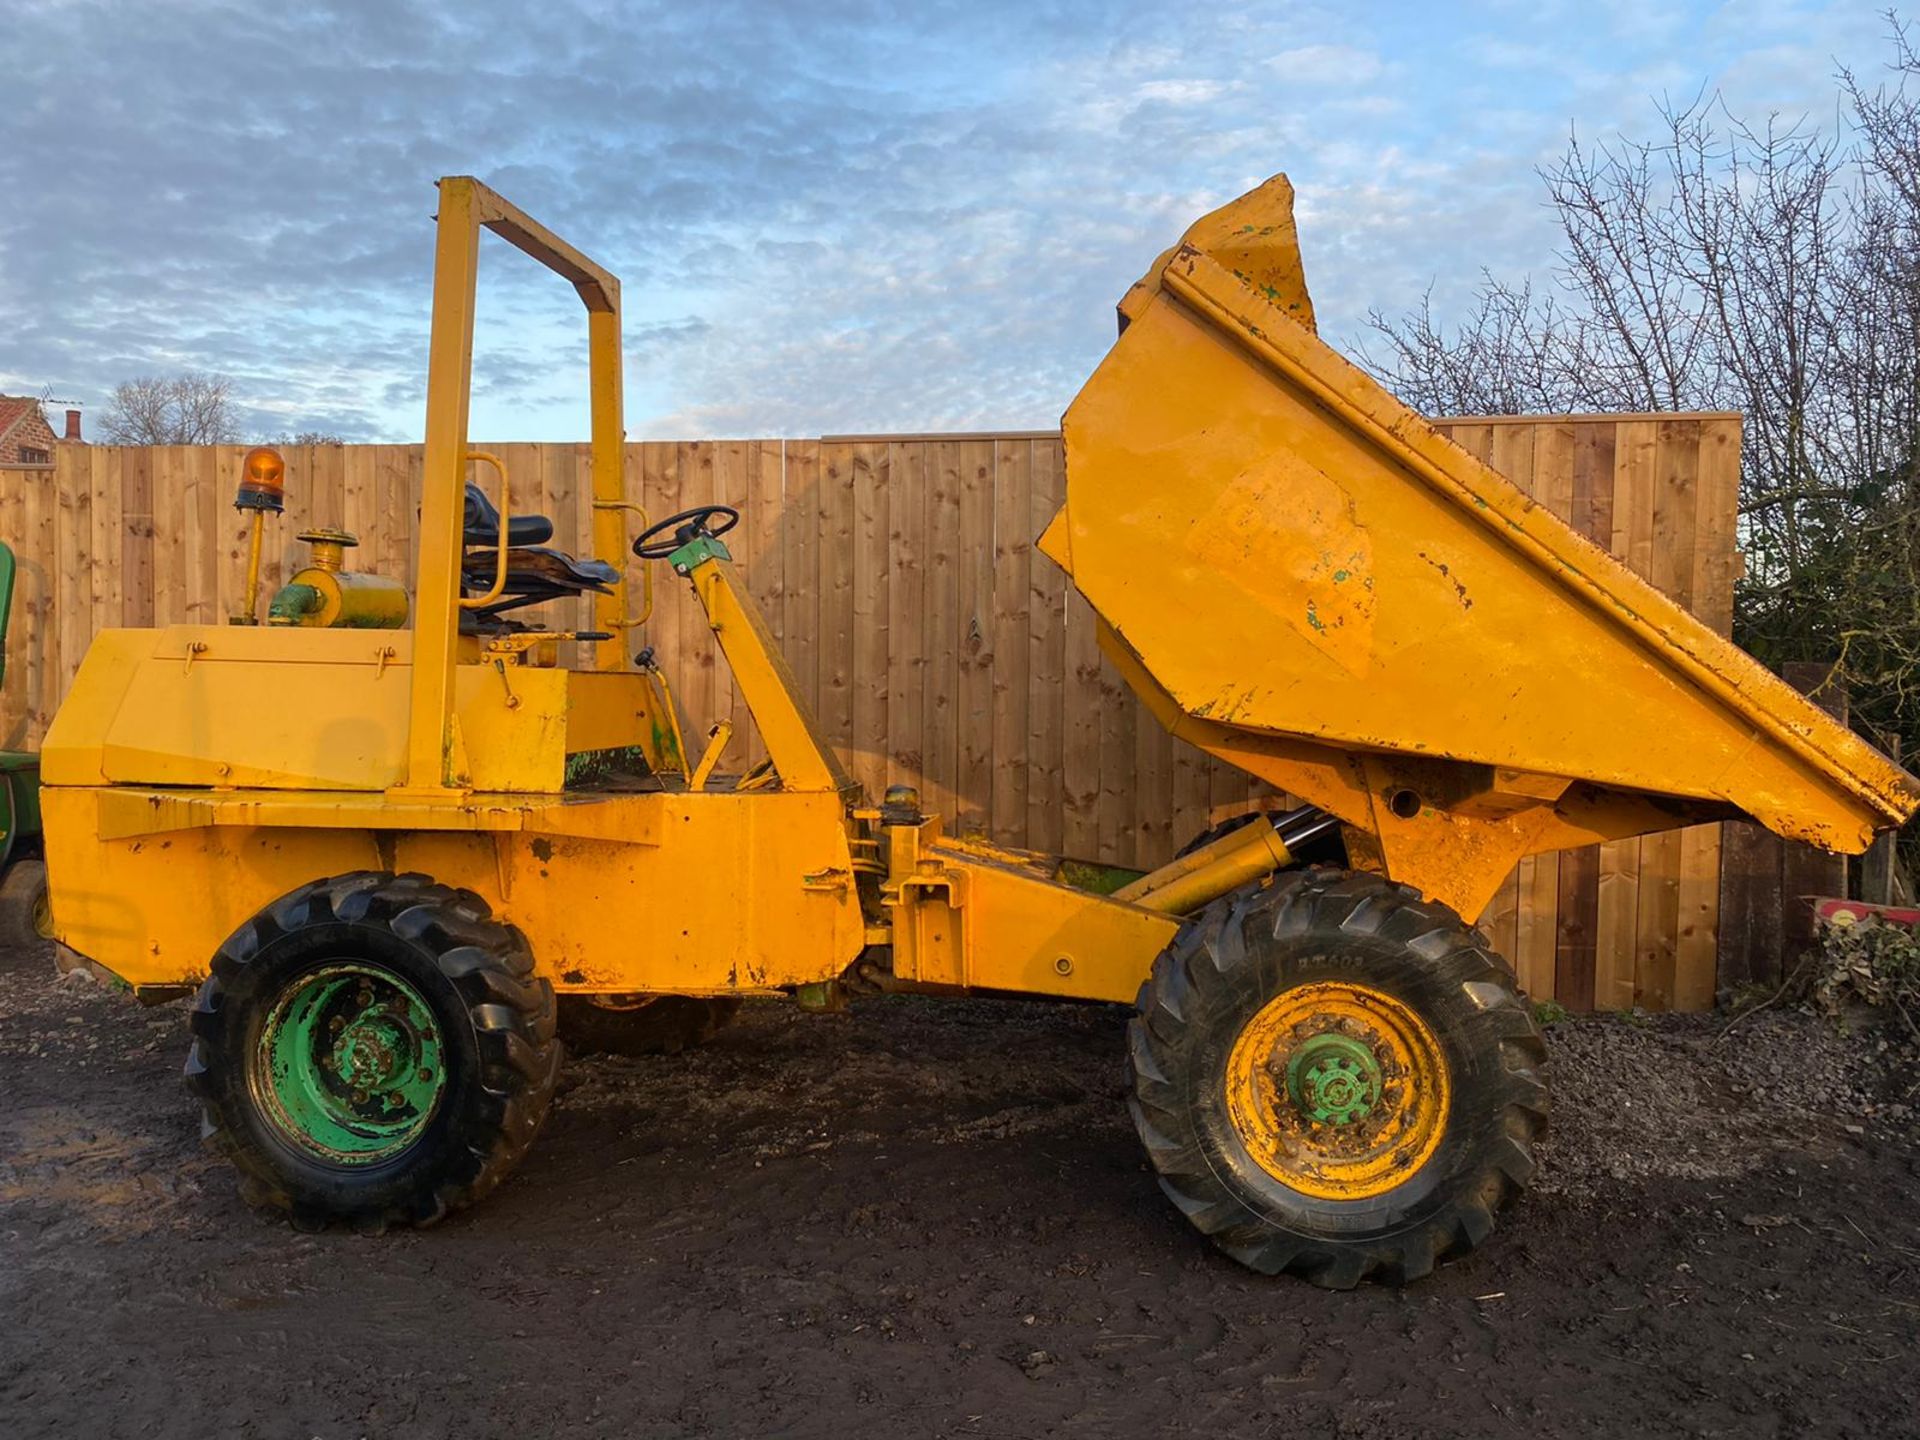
[{"xmin": 632, "ymin": 504, "xmax": 741, "ymax": 560}]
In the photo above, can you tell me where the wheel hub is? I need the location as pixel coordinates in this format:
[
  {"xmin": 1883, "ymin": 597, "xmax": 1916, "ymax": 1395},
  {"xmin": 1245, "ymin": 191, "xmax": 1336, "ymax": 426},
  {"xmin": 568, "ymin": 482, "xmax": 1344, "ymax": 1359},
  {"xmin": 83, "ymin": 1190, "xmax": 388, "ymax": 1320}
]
[
  {"xmin": 249, "ymin": 963, "xmax": 447, "ymax": 1165},
  {"xmin": 1283, "ymin": 1033, "xmax": 1382, "ymax": 1125},
  {"xmin": 331, "ymin": 1011, "xmax": 412, "ymax": 1091}
]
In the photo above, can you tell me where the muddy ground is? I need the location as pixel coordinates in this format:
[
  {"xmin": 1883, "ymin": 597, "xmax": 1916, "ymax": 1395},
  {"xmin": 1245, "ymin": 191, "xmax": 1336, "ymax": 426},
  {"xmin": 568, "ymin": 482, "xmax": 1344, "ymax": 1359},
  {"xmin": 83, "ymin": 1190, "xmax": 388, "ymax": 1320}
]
[{"xmin": 2, "ymin": 939, "xmax": 1916, "ymax": 1440}]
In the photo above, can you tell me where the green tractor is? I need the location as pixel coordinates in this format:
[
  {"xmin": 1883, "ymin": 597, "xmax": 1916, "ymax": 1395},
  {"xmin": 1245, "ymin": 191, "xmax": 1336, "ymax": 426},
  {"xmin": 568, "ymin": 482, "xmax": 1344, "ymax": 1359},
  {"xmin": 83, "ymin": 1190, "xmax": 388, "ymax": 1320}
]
[{"xmin": 0, "ymin": 539, "xmax": 50, "ymax": 948}]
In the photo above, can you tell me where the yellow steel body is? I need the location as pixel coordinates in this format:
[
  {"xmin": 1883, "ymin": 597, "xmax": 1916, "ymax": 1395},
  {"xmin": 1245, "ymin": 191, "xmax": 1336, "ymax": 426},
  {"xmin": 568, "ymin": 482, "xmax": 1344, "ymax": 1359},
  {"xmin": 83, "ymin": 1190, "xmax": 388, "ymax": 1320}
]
[
  {"xmin": 877, "ymin": 820, "xmax": 1180, "ymax": 1001},
  {"xmin": 39, "ymin": 594, "xmax": 1186, "ymax": 1002},
  {"xmin": 42, "ymin": 626, "xmax": 684, "ymax": 794},
  {"xmin": 1041, "ymin": 173, "xmax": 1920, "ymax": 921},
  {"xmin": 39, "ymin": 784, "xmax": 869, "ymax": 995}
]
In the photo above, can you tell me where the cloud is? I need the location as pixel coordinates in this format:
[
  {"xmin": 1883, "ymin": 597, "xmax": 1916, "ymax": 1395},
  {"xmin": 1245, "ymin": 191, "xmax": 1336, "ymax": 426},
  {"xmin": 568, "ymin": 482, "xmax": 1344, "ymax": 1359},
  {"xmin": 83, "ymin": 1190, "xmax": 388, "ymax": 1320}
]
[
  {"xmin": 0, "ymin": 0, "xmax": 1904, "ymax": 443},
  {"xmin": 1268, "ymin": 44, "xmax": 1387, "ymax": 85}
]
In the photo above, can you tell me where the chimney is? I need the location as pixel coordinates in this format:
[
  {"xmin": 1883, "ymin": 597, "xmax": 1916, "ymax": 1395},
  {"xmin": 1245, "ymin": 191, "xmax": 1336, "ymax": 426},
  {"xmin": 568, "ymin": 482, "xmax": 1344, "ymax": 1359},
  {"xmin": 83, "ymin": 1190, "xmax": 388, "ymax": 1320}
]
[{"xmin": 63, "ymin": 408, "xmax": 81, "ymax": 442}]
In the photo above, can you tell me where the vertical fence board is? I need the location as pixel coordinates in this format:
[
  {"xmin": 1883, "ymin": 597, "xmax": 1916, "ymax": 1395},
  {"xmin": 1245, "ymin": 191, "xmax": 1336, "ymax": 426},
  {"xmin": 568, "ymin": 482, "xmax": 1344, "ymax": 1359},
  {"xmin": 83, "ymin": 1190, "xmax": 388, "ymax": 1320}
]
[
  {"xmin": 1025, "ymin": 441, "xmax": 1067, "ymax": 856},
  {"xmin": 991, "ymin": 440, "xmax": 1032, "ymax": 847},
  {"xmin": 16, "ymin": 455, "xmax": 58, "ymax": 740},
  {"xmin": 0, "ymin": 466, "xmax": 28, "ymax": 746},
  {"xmin": 712, "ymin": 440, "xmax": 754, "ymax": 758},
  {"xmin": 818, "ymin": 442, "xmax": 857, "ymax": 778},
  {"xmin": 922, "ymin": 441, "xmax": 962, "ymax": 822},
  {"xmin": 885, "ymin": 443, "xmax": 927, "ymax": 793},
  {"xmin": 691, "ymin": 443, "xmax": 732, "ymax": 735},
  {"xmin": 849, "ymin": 442, "xmax": 891, "ymax": 800},
  {"xmin": 1097, "ymin": 648, "xmax": 1136, "ymax": 863},
  {"xmin": 1688, "ymin": 419, "xmax": 1744, "ymax": 1006},
  {"xmin": 731, "ymin": 440, "xmax": 785, "ymax": 771},
  {"xmin": 87, "ymin": 448, "xmax": 124, "ymax": 633},
  {"xmin": 780, "ymin": 441, "xmax": 822, "ymax": 729},
  {"xmin": 1062, "ymin": 589, "xmax": 1104, "ymax": 859},
  {"xmin": 810, "ymin": 445, "xmax": 856, "ymax": 791},
  {"xmin": 1495, "ymin": 423, "xmax": 1545, "ymax": 992},
  {"xmin": 1594, "ymin": 421, "xmax": 1660, "ymax": 1012},
  {"xmin": 120, "ymin": 446, "xmax": 155, "ymax": 628},
  {"xmin": 147, "ymin": 445, "xmax": 186, "ymax": 626},
  {"xmin": 953, "ymin": 440, "xmax": 994, "ymax": 834},
  {"xmin": 1632, "ymin": 420, "xmax": 1701, "ymax": 1010},
  {"xmin": 54, "ymin": 449, "xmax": 92, "ymax": 690}
]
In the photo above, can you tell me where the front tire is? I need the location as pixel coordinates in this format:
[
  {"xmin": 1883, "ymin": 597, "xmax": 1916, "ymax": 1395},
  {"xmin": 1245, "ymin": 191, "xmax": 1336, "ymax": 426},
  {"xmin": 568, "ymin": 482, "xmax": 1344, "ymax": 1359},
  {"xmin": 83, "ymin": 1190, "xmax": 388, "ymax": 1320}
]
[
  {"xmin": 1128, "ymin": 869, "xmax": 1547, "ymax": 1287},
  {"xmin": 186, "ymin": 871, "xmax": 561, "ymax": 1230}
]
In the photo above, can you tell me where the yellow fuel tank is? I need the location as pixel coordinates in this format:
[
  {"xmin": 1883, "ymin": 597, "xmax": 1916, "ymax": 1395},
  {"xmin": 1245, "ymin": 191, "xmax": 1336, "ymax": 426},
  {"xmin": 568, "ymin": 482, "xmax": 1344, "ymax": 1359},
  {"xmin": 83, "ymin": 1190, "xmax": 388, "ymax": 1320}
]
[{"xmin": 267, "ymin": 528, "xmax": 408, "ymax": 629}]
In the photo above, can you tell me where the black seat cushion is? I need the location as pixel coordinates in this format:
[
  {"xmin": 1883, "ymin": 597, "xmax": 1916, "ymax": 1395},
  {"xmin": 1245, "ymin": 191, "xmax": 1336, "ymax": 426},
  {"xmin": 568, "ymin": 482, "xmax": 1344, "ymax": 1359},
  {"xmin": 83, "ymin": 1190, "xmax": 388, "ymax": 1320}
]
[
  {"xmin": 461, "ymin": 546, "xmax": 620, "ymax": 614},
  {"xmin": 463, "ymin": 481, "xmax": 554, "ymax": 547}
]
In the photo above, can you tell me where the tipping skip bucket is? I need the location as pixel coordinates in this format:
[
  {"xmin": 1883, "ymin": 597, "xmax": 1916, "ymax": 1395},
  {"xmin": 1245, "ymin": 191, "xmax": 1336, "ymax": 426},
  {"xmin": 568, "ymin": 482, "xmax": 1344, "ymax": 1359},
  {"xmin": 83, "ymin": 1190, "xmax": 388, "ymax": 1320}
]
[{"xmin": 1039, "ymin": 175, "xmax": 1920, "ymax": 921}]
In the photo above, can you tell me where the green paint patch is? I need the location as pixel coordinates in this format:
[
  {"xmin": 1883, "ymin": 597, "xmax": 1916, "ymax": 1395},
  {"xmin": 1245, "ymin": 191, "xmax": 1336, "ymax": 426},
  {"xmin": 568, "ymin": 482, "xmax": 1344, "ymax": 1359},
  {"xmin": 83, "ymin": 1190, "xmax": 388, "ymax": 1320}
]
[{"xmin": 1058, "ymin": 859, "xmax": 1144, "ymax": 896}]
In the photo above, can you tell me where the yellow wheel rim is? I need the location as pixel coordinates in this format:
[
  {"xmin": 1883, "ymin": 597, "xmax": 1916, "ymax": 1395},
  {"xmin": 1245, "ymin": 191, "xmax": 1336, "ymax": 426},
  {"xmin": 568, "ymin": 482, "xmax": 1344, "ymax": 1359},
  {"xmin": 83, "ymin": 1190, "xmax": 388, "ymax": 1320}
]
[{"xmin": 1223, "ymin": 981, "xmax": 1450, "ymax": 1201}]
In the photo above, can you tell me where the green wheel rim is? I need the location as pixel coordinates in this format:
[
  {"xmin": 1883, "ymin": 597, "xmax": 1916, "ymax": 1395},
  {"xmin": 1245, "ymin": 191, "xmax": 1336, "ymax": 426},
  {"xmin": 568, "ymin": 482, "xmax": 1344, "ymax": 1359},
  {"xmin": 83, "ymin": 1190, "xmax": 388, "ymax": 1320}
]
[{"xmin": 250, "ymin": 962, "xmax": 448, "ymax": 1165}]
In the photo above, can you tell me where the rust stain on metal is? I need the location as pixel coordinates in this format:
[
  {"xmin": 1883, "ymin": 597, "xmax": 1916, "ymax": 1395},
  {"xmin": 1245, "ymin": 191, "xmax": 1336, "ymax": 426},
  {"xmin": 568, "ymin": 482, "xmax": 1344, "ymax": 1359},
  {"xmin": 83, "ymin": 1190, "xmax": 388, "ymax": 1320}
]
[{"xmin": 1415, "ymin": 551, "xmax": 1472, "ymax": 611}]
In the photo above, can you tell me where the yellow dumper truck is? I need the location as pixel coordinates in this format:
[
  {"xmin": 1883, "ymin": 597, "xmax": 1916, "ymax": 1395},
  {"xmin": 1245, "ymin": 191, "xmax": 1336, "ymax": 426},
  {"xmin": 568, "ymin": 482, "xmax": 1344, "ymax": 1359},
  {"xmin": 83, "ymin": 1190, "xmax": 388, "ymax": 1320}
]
[{"xmin": 38, "ymin": 176, "xmax": 1919, "ymax": 1287}]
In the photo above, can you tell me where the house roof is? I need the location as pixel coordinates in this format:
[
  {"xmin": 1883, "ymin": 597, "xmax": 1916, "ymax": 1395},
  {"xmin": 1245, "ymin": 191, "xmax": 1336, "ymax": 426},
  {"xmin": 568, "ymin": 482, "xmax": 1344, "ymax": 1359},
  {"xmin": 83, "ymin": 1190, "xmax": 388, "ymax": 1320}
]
[{"xmin": 0, "ymin": 396, "xmax": 43, "ymax": 449}]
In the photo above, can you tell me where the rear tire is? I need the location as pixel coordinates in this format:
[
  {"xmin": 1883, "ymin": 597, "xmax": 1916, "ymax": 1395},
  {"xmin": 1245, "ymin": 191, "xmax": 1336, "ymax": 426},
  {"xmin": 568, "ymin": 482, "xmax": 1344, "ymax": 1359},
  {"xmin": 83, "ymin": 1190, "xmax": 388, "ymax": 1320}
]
[
  {"xmin": 1128, "ymin": 868, "xmax": 1547, "ymax": 1287},
  {"xmin": 186, "ymin": 871, "xmax": 561, "ymax": 1230},
  {"xmin": 557, "ymin": 994, "xmax": 742, "ymax": 1057}
]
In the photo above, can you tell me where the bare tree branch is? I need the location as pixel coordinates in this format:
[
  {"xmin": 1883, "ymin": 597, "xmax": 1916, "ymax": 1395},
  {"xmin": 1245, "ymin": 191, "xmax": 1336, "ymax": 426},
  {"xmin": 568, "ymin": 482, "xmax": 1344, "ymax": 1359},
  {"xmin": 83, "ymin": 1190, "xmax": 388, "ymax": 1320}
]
[{"xmin": 99, "ymin": 372, "xmax": 240, "ymax": 445}]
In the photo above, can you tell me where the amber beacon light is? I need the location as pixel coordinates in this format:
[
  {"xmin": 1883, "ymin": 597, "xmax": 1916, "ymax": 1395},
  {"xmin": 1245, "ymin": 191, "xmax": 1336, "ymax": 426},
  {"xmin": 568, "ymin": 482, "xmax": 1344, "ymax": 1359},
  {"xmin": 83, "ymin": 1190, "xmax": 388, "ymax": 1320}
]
[{"xmin": 232, "ymin": 446, "xmax": 287, "ymax": 625}]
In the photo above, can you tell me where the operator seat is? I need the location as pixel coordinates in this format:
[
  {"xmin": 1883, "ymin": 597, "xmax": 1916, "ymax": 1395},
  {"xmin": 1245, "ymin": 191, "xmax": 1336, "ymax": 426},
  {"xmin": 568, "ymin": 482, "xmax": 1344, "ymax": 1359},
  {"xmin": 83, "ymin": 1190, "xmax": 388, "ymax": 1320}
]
[{"xmin": 459, "ymin": 481, "xmax": 620, "ymax": 630}]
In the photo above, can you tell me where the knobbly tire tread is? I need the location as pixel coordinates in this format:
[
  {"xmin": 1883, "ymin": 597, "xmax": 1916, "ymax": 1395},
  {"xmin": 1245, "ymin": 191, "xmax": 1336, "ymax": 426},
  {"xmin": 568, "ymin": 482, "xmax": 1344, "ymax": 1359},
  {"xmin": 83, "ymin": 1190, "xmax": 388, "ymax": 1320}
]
[
  {"xmin": 556, "ymin": 995, "xmax": 743, "ymax": 1057},
  {"xmin": 185, "ymin": 870, "xmax": 561, "ymax": 1231},
  {"xmin": 1127, "ymin": 868, "xmax": 1548, "ymax": 1288}
]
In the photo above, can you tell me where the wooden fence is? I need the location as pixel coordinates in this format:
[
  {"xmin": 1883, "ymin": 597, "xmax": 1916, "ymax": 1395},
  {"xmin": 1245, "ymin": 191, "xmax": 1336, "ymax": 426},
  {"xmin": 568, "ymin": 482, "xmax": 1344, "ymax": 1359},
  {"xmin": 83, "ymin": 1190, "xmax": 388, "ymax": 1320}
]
[{"xmin": 0, "ymin": 413, "xmax": 1742, "ymax": 1010}]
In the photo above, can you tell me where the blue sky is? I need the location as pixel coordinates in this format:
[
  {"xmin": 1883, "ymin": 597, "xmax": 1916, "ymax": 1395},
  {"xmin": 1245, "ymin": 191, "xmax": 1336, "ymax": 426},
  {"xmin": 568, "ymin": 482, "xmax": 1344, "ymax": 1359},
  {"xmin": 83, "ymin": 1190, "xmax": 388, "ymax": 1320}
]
[{"xmin": 0, "ymin": 0, "xmax": 1901, "ymax": 441}]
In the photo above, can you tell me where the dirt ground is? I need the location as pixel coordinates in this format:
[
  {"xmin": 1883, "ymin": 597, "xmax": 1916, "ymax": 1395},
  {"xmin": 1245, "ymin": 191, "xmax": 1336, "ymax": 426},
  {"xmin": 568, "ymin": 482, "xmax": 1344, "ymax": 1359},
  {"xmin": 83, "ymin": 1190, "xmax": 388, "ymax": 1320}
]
[{"xmin": 2, "ymin": 939, "xmax": 1916, "ymax": 1440}]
